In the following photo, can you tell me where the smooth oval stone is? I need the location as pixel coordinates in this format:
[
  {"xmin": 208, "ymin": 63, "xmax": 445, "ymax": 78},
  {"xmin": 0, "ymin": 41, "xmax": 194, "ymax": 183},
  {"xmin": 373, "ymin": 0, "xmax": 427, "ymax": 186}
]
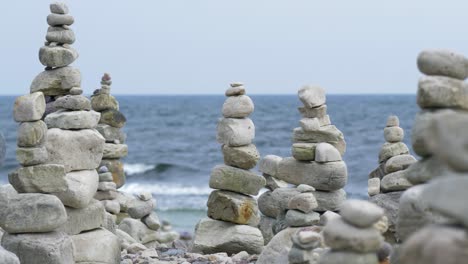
[
  {"xmin": 99, "ymin": 109, "xmax": 127, "ymax": 128},
  {"xmin": 323, "ymin": 218, "xmax": 383, "ymax": 253},
  {"xmin": 285, "ymin": 210, "xmax": 320, "ymax": 227},
  {"xmin": 385, "ymin": 154, "xmax": 417, "ymax": 174},
  {"xmin": 222, "ymin": 144, "xmax": 260, "ymax": 170},
  {"xmin": 54, "ymin": 95, "xmax": 91, "ymax": 111},
  {"xmin": 17, "ymin": 120, "xmax": 47, "ymax": 147},
  {"xmin": 378, "ymin": 142, "xmax": 409, "ymax": 163},
  {"xmin": 287, "ymin": 192, "xmax": 318, "ymax": 213},
  {"xmin": 315, "ymin": 143, "xmax": 342, "ymax": 162},
  {"xmin": 127, "ymin": 198, "xmax": 155, "ymax": 219},
  {"xmin": 417, "ymin": 49, "xmax": 468, "ymax": 80},
  {"xmin": 298, "ymin": 86, "xmax": 326, "ymax": 108},
  {"xmin": 217, "ymin": 118, "xmax": 255, "ymax": 147},
  {"xmin": 386, "ymin": 115, "xmax": 399, "ymax": 127},
  {"xmin": 13, "ymin": 92, "xmax": 46, "ymax": 122},
  {"xmin": 50, "ymin": 2, "xmax": 69, "ymax": 14},
  {"xmin": 258, "ymin": 155, "xmax": 282, "ymax": 176},
  {"xmin": 16, "ymin": 146, "xmax": 48, "ymax": 166},
  {"xmin": 69, "ymin": 87, "xmax": 83, "ymax": 95},
  {"xmin": 39, "ymin": 46, "xmax": 78, "ymax": 68},
  {"xmin": 209, "ymin": 164, "xmax": 265, "ymax": 196},
  {"xmin": 291, "ymin": 143, "xmax": 317, "ymax": 161},
  {"xmin": 45, "ymin": 110, "xmax": 100, "ymax": 129},
  {"xmin": 381, "ymin": 170, "xmax": 413, "ymax": 193},
  {"xmin": 91, "ymin": 94, "xmax": 119, "ymax": 111},
  {"xmin": 340, "ymin": 199, "xmax": 384, "ymax": 228},
  {"xmin": 207, "ymin": 190, "xmax": 260, "ymax": 226},
  {"xmin": 384, "ymin": 126, "xmax": 404, "ymax": 143},
  {"xmin": 47, "ymin": 14, "xmax": 74, "ymax": 26},
  {"xmin": 46, "ymin": 27, "xmax": 75, "ymax": 44},
  {"xmin": 417, "ymin": 75, "xmax": 468, "ymax": 110},
  {"xmin": 222, "ymin": 95, "xmax": 254, "ymax": 118}
]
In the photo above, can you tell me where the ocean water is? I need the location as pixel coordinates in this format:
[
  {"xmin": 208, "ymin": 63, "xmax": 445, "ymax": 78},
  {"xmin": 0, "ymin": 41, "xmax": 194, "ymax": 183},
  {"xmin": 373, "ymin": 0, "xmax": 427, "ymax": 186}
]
[{"xmin": 0, "ymin": 95, "xmax": 418, "ymax": 232}]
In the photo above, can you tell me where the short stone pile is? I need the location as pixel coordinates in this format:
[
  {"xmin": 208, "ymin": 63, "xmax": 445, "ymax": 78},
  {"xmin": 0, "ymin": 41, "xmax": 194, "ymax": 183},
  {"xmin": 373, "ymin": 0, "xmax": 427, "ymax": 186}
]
[
  {"xmin": 92, "ymin": 73, "xmax": 128, "ymax": 188},
  {"xmin": 368, "ymin": 115, "xmax": 414, "ymax": 196},
  {"xmin": 320, "ymin": 200, "xmax": 384, "ymax": 264},
  {"xmin": 192, "ymin": 82, "xmax": 265, "ymax": 255},
  {"xmin": 1, "ymin": 3, "xmax": 120, "ymax": 264}
]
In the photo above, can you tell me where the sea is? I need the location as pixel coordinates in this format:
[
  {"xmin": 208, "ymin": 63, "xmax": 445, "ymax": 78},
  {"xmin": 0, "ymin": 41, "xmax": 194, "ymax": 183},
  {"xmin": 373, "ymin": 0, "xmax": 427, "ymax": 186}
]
[{"xmin": 0, "ymin": 95, "xmax": 418, "ymax": 232}]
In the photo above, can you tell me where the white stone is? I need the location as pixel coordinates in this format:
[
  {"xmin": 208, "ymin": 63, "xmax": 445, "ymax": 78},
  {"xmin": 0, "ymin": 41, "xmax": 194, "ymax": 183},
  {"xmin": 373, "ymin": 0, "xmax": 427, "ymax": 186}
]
[
  {"xmin": 45, "ymin": 110, "xmax": 100, "ymax": 129},
  {"xmin": 340, "ymin": 199, "xmax": 384, "ymax": 228},
  {"xmin": 417, "ymin": 49, "xmax": 468, "ymax": 80},
  {"xmin": 298, "ymin": 86, "xmax": 326, "ymax": 108},
  {"xmin": 222, "ymin": 95, "xmax": 254, "ymax": 118},
  {"xmin": 103, "ymin": 143, "xmax": 128, "ymax": 159},
  {"xmin": 52, "ymin": 169, "xmax": 99, "ymax": 209},
  {"xmin": 315, "ymin": 143, "xmax": 342, "ymax": 162},
  {"xmin": 417, "ymin": 75, "xmax": 468, "ymax": 110},
  {"xmin": 217, "ymin": 118, "xmax": 255, "ymax": 147}
]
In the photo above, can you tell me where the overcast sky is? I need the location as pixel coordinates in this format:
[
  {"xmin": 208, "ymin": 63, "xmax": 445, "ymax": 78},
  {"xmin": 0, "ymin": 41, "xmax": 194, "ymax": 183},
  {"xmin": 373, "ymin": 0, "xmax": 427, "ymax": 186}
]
[{"xmin": 0, "ymin": 0, "xmax": 467, "ymax": 95}]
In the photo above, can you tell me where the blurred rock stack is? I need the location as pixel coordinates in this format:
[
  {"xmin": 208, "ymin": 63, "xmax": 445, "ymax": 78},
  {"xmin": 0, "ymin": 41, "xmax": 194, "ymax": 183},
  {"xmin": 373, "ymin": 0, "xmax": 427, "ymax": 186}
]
[
  {"xmin": 398, "ymin": 49, "xmax": 468, "ymax": 264},
  {"xmin": 288, "ymin": 229, "xmax": 323, "ymax": 264},
  {"xmin": 0, "ymin": 3, "xmax": 121, "ymax": 264},
  {"xmin": 192, "ymin": 82, "xmax": 265, "ymax": 255},
  {"xmin": 321, "ymin": 200, "xmax": 384, "ymax": 264},
  {"xmin": 92, "ymin": 73, "xmax": 128, "ymax": 188}
]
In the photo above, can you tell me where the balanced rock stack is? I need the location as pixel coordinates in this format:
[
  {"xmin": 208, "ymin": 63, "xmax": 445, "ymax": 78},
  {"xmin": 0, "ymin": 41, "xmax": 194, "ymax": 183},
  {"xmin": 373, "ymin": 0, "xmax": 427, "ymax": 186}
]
[
  {"xmin": 368, "ymin": 115, "xmax": 414, "ymax": 196},
  {"xmin": 192, "ymin": 82, "xmax": 265, "ymax": 255},
  {"xmin": 1, "ymin": 3, "xmax": 120, "ymax": 264},
  {"xmin": 320, "ymin": 200, "xmax": 384, "ymax": 264},
  {"xmin": 288, "ymin": 228, "xmax": 324, "ymax": 264},
  {"xmin": 92, "ymin": 73, "xmax": 128, "ymax": 188}
]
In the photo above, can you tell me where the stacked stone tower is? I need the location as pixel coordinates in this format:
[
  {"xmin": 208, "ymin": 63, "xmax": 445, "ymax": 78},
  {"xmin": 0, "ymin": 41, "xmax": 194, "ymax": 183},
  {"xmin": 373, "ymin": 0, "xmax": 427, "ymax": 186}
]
[
  {"xmin": 192, "ymin": 82, "xmax": 265, "ymax": 255},
  {"xmin": 92, "ymin": 73, "xmax": 128, "ymax": 188},
  {"xmin": 1, "ymin": 3, "xmax": 120, "ymax": 263},
  {"xmin": 398, "ymin": 49, "xmax": 468, "ymax": 264},
  {"xmin": 320, "ymin": 200, "xmax": 384, "ymax": 264},
  {"xmin": 368, "ymin": 116, "xmax": 415, "ymax": 196},
  {"xmin": 288, "ymin": 228, "xmax": 323, "ymax": 264}
]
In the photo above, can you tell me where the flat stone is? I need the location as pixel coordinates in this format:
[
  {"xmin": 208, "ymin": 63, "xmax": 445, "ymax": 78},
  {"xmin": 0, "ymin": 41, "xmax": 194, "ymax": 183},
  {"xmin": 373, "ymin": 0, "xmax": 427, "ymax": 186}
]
[
  {"xmin": 293, "ymin": 126, "xmax": 346, "ymax": 155},
  {"xmin": 287, "ymin": 192, "xmax": 318, "ymax": 213},
  {"xmin": 319, "ymin": 251, "xmax": 378, "ymax": 264},
  {"xmin": 217, "ymin": 118, "xmax": 255, "ymax": 147},
  {"xmin": 222, "ymin": 95, "xmax": 254, "ymax": 118},
  {"xmin": 1, "ymin": 232, "xmax": 74, "ymax": 264},
  {"xmin": 99, "ymin": 172, "xmax": 114, "ymax": 182},
  {"xmin": 406, "ymin": 157, "xmax": 448, "ymax": 185},
  {"xmin": 100, "ymin": 159, "xmax": 125, "ymax": 188},
  {"xmin": 45, "ymin": 128, "xmax": 104, "ymax": 172},
  {"xmin": 298, "ymin": 86, "xmax": 326, "ymax": 108},
  {"xmin": 52, "ymin": 169, "xmax": 99, "ymax": 208},
  {"xmin": 386, "ymin": 115, "xmax": 400, "ymax": 127},
  {"xmin": 315, "ymin": 142, "xmax": 342, "ymax": 162},
  {"xmin": 192, "ymin": 218, "xmax": 264, "ymax": 255},
  {"xmin": 45, "ymin": 110, "xmax": 100, "ymax": 129},
  {"xmin": 118, "ymin": 218, "xmax": 158, "ymax": 243},
  {"xmin": 103, "ymin": 143, "xmax": 128, "ymax": 159},
  {"xmin": 96, "ymin": 124, "xmax": 126, "ymax": 143},
  {"xmin": 417, "ymin": 49, "xmax": 468, "ymax": 80},
  {"xmin": 102, "ymin": 200, "xmax": 120, "ymax": 214},
  {"xmin": 99, "ymin": 109, "xmax": 127, "ymax": 128},
  {"xmin": 256, "ymin": 227, "xmax": 299, "ymax": 264},
  {"xmin": 72, "ymin": 228, "xmax": 120, "ymax": 264},
  {"xmin": 13, "ymin": 92, "xmax": 45, "ymax": 122},
  {"xmin": 263, "ymin": 174, "xmax": 289, "ymax": 191},
  {"xmin": 384, "ymin": 126, "xmax": 404, "ymax": 143},
  {"xmin": 54, "ymin": 95, "xmax": 91, "ymax": 110},
  {"xmin": 285, "ymin": 210, "xmax": 320, "ymax": 227},
  {"xmin": 207, "ymin": 190, "xmax": 260, "ymax": 226},
  {"xmin": 378, "ymin": 142, "xmax": 409, "ymax": 163},
  {"xmin": 340, "ymin": 199, "xmax": 384, "ymax": 228},
  {"xmin": 0, "ymin": 245, "xmax": 19, "ymax": 264},
  {"xmin": 47, "ymin": 13, "xmax": 74, "ymax": 26},
  {"xmin": 323, "ymin": 218, "xmax": 383, "ymax": 253},
  {"xmin": 259, "ymin": 155, "xmax": 282, "ymax": 176},
  {"xmin": 39, "ymin": 46, "xmax": 78, "ymax": 68},
  {"xmin": 258, "ymin": 188, "xmax": 300, "ymax": 218},
  {"xmin": 57, "ymin": 199, "xmax": 106, "ymax": 235},
  {"xmin": 222, "ymin": 144, "xmax": 260, "ymax": 169},
  {"xmin": 16, "ymin": 146, "xmax": 48, "ymax": 166},
  {"xmin": 30, "ymin": 67, "xmax": 81, "ymax": 96},
  {"xmin": 385, "ymin": 154, "xmax": 417, "ymax": 174},
  {"xmin": 299, "ymin": 116, "xmax": 330, "ymax": 131},
  {"xmin": 69, "ymin": 87, "xmax": 82, "ymax": 95},
  {"xmin": 0, "ymin": 193, "xmax": 66, "ymax": 233},
  {"xmin": 127, "ymin": 198, "xmax": 155, "ymax": 219},
  {"xmin": 291, "ymin": 143, "xmax": 316, "ymax": 161},
  {"xmin": 314, "ymin": 189, "xmax": 347, "ymax": 212},
  {"xmin": 225, "ymin": 86, "xmax": 245, "ymax": 96},
  {"xmin": 98, "ymin": 181, "xmax": 117, "ymax": 192},
  {"xmin": 142, "ymin": 212, "xmax": 161, "ymax": 231},
  {"xmin": 209, "ymin": 164, "xmax": 265, "ymax": 196},
  {"xmin": 298, "ymin": 105, "xmax": 327, "ymax": 118},
  {"xmin": 91, "ymin": 94, "xmax": 119, "ymax": 111},
  {"xmin": 276, "ymin": 157, "xmax": 347, "ymax": 191},
  {"xmin": 368, "ymin": 178, "xmax": 380, "ymax": 196},
  {"xmin": 50, "ymin": 2, "xmax": 69, "ymax": 14},
  {"xmin": 9, "ymin": 164, "xmax": 66, "ymax": 193},
  {"xmin": 46, "ymin": 27, "xmax": 75, "ymax": 44},
  {"xmin": 417, "ymin": 75, "xmax": 468, "ymax": 109},
  {"xmin": 381, "ymin": 170, "xmax": 413, "ymax": 193},
  {"xmin": 17, "ymin": 120, "xmax": 47, "ymax": 147},
  {"xmin": 369, "ymin": 191, "xmax": 403, "ymax": 242}
]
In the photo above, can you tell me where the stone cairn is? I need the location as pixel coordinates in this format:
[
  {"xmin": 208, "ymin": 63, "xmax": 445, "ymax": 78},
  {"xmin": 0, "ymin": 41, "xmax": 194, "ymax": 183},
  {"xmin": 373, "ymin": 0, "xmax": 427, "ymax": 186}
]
[
  {"xmin": 288, "ymin": 228, "xmax": 324, "ymax": 264},
  {"xmin": 368, "ymin": 115, "xmax": 415, "ymax": 242},
  {"xmin": 192, "ymin": 82, "xmax": 265, "ymax": 255},
  {"xmin": 397, "ymin": 49, "xmax": 468, "ymax": 264},
  {"xmin": 0, "ymin": 3, "xmax": 122, "ymax": 263},
  {"xmin": 92, "ymin": 73, "xmax": 128, "ymax": 189},
  {"xmin": 320, "ymin": 200, "xmax": 384, "ymax": 264}
]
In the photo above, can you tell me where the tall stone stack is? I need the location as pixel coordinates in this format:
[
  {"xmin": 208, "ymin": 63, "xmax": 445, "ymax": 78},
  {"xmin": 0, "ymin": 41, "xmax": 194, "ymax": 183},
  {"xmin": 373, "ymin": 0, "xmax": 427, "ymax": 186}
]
[
  {"xmin": 1, "ymin": 3, "xmax": 120, "ymax": 264},
  {"xmin": 320, "ymin": 200, "xmax": 384, "ymax": 264},
  {"xmin": 397, "ymin": 50, "xmax": 468, "ymax": 264},
  {"xmin": 92, "ymin": 73, "xmax": 128, "ymax": 188},
  {"xmin": 192, "ymin": 82, "xmax": 265, "ymax": 255}
]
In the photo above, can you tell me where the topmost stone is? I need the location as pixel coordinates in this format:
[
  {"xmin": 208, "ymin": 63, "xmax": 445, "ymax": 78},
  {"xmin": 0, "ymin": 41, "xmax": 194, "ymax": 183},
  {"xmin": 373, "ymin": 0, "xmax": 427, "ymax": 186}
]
[
  {"xmin": 417, "ymin": 49, "xmax": 468, "ymax": 80},
  {"xmin": 230, "ymin": 82, "xmax": 243, "ymax": 88},
  {"xmin": 298, "ymin": 85, "xmax": 326, "ymax": 108},
  {"xmin": 386, "ymin": 115, "xmax": 399, "ymax": 127},
  {"xmin": 50, "ymin": 2, "xmax": 69, "ymax": 14}
]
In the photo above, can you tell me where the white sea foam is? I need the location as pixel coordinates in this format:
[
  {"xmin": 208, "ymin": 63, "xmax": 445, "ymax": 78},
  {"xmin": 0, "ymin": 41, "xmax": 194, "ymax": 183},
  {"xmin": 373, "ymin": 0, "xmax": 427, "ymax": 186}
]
[
  {"xmin": 120, "ymin": 183, "xmax": 212, "ymax": 196},
  {"xmin": 124, "ymin": 163, "xmax": 154, "ymax": 175}
]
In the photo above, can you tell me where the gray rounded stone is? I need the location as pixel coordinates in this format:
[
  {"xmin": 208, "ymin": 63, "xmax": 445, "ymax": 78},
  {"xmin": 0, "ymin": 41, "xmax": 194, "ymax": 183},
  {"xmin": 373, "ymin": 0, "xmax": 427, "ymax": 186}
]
[
  {"xmin": 142, "ymin": 212, "xmax": 161, "ymax": 231},
  {"xmin": 378, "ymin": 142, "xmax": 409, "ymax": 163},
  {"xmin": 91, "ymin": 94, "xmax": 119, "ymax": 111},
  {"xmin": 368, "ymin": 178, "xmax": 380, "ymax": 196},
  {"xmin": 417, "ymin": 49, "xmax": 468, "ymax": 80},
  {"xmin": 54, "ymin": 95, "xmax": 91, "ymax": 111},
  {"xmin": 258, "ymin": 188, "xmax": 300, "ymax": 218},
  {"xmin": 417, "ymin": 75, "xmax": 468, "ymax": 110},
  {"xmin": 50, "ymin": 2, "xmax": 69, "ymax": 14},
  {"xmin": 298, "ymin": 105, "xmax": 327, "ymax": 118},
  {"xmin": 52, "ymin": 169, "xmax": 99, "ymax": 209},
  {"xmin": 285, "ymin": 210, "xmax": 320, "ymax": 227},
  {"xmin": 46, "ymin": 27, "xmax": 75, "ymax": 44},
  {"xmin": 209, "ymin": 164, "xmax": 265, "ymax": 196},
  {"xmin": 287, "ymin": 192, "xmax": 318, "ymax": 213},
  {"xmin": 258, "ymin": 155, "xmax": 282, "ymax": 176},
  {"xmin": 225, "ymin": 86, "xmax": 245, "ymax": 96},
  {"xmin": 103, "ymin": 143, "xmax": 128, "ymax": 159},
  {"xmin": 386, "ymin": 115, "xmax": 399, "ymax": 127},
  {"xmin": 16, "ymin": 146, "xmax": 48, "ymax": 166},
  {"xmin": 381, "ymin": 170, "xmax": 413, "ymax": 193},
  {"xmin": 47, "ymin": 14, "xmax": 74, "ymax": 26},
  {"xmin": 222, "ymin": 95, "xmax": 254, "ymax": 118},
  {"xmin": 298, "ymin": 86, "xmax": 326, "ymax": 108},
  {"xmin": 13, "ymin": 92, "xmax": 46, "ymax": 122},
  {"xmin": 207, "ymin": 190, "xmax": 260, "ymax": 226},
  {"xmin": 385, "ymin": 154, "xmax": 417, "ymax": 174},
  {"xmin": 45, "ymin": 110, "xmax": 100, "ymax": 129},
  {"xmin": 314, "ymin": 189, "xmax": 347, "ymax": 212},
  {"xmin": 30, "ymin": 67, "xmax": 81, "ymax": 96},
  {"xmin": 17, "ymin": 120, "xmax": 47, "ymax": 147},
  {"xmin": 57, "ymin": 199, "xmax": 106, "ymax": 235},
  {"xmin": 72, "ymin": 228, "xmax": 120, "ymax": 264},
  {"xmin": 405, "ymin": 157, "xmax": 447, "ymax": 185},
  {"xmin": 222, "ymin": 144, "xmax": 260, "ymax": 169},
  {"xmin": 39, "ymin": 46, "xmax": 78, "ymax": 68},
  {"xmin": 127, "ymin": 198, "xmax": 155, "ymax": 219},
  {"xmin": 99, "ymin": 109, "xmax": 127, "ymax": 128},
  {"xmin": 340, "ymin": 199, "xmax": 384, "ymax": 228},
  {"xmin": 293, "ymin": 126, "xmax": 346, "ymax": 155},
  {"xmin": 384, "ymin": 126, "xmax": 404, "ymax": 143},
  {"xmin": 9, "ymin": 164, "xmax": 66, "ymax": 194},
  {"xmin": 95, "ymin": 124, "xmax": 127, "ymax": 143},
  {"xmin": 217, "ymin": 118, "xmax": 255, "ymax": 147}
]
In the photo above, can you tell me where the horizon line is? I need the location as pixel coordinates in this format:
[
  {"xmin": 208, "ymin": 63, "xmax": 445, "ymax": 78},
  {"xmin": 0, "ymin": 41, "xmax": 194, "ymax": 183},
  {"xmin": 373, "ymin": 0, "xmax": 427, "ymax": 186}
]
[{"xmin": 0, "ymin": 92, "xmax": 417, "ymax": 96}]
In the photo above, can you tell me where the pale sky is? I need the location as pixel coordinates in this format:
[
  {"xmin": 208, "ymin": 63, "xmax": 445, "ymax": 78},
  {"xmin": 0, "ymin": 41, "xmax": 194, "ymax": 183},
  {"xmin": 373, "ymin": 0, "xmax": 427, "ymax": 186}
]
[{"xmin": 0, "ymin": 0, "xmax": 467, "ymax": 95}]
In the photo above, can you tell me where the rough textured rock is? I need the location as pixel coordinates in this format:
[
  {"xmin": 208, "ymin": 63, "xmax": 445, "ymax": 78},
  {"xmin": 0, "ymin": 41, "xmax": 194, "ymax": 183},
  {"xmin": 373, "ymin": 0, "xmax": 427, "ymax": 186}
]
[
  {"xmin": 58, "ymin": 199, "xmax": 106, "ymax": 235},
  {"xmin": 54, "ymin": 95, "xmax": 91, "ymax": 111},
  {"xmin": 340, "ymin": 199, "xmax": 384, "ymax": 228},
  {"xmin": 298, "ymin": 86, "xmax": 326, "ymax": 108},
  {"xmin": 46, "ymin": 128, "xmax": 104, "ymax": 172},
  {"xmin": 30, "ymin": 67, "xmax": 81, "ymax": 96},
  {"xmin": 17, "ymin": 120, "xmax": 47, "ymax": 147},
  {"xmin": 256, "ymin": 227, "xmax": 299, "ymax": 264},
  {"xmin": 384, "ymin": 126, "xmax": 404, "ymax": 143},
  {"xmin": 141, "ymin": 212, "xmax": 161, "ymax": 231},
  {"xmin": 217, "ymin": 118, "xmax": 255, "ymax": 147},
  {"xmin": 378, "ymin": 142, "xmax": 410, "ymax": 163},
  {"xmin": 222, "ymin": 144, "xmax": 260, "ymax": 169},
  {"xmin": 385, "ymin": 154, "xmax": 417, "ymax": 174},
  {"xmin": 192, "ymin": 218, "xmax": 263, "ymax": 255},
  {"xmin": 381, "ymin": 170, "xmax": 413, "ymax": 192},
  {"xmin": 417, "ymin": 49, "xmax": 468, "ymax": 80},
  {"xmin": 288, "ymin": 192, "xmax": 318, "ymax": 213},
  {"xmin": 315, "ymin": 143, "xmax": 341, "ymax": 162},
  {"xmin": 15, "ymin": 146, "xmax": 48, "ymax": 166},
  {"xmin": 72, "ymin": 228, "xmax": 120, "ymax": 264},
  {"xmin": 292, "ymin": 126, "xmax": 346, "ymax": 155},
  {"xmin": 291, "ymin": 143, "xmax": 316, "ymax": 161},
  {"xmin": 47, "ymin": 14, "xmax": 74, "ymax": 26},
  {"xmin": 95, "ymin": 124, "xmax": 126, "ymax": 143},
  {"xmin": 1, "ymin": 232, "xmax": 74, "ymax": 264},
  {"xmin": 258, "ymin": 155, "xmax": 282, "ymax": 176},
  {"xmin": 91, "ymin": 94, "xmax": 119, "ymax": 111},
  {"xmin": 222, "ymin": 95, "xmax": 254, "ymax": 118},
  {"xmin": 258, "ymin": 188, "xmax": 300, "ymax": 218},
  {"xmin": 298, "ymin": 105, "xmax": 327, "ymax": 118},
  {"xmin": 417, "ymin": 75, "xmax": 468, "ymax": 109},
  {"xmin": 209, "ymin": 165, "xmax": 265, "ymax": 196},
  {"xmin": 368, "ymin": 178, "xmax": 380, "ymax": 196},
  {"xmin": 99, "ymin": 109, "xmax": 127, "ymax": 128},
  {"xmin": 39, "ymin": 46, "xmax": 78, "ymax": 68},
  {"xmin": 225, "ymin": 86, "xmax": 245, "ymax": 96},
  {"xmin": 45, "ymin": 110, "xmax": 100, "ymax": 129},
  {"xmin": 13, "ymin": 92, "xmax": 46, "ymax": 122},
  {"xmin": 50, "ymin": 2, "xmax": 69, "ymax": 14},
  {"xmin": 207, "ymin": 190, "xmax": 260, "ymax": 226},
  {"xmin": 103, "ymin": 143, "xmax": 128, "ymax": 159},
  {"xmin": 127, "ymin": 198, "xmax": 155, "ymax": 219},
  {"xmin": 285, "ymin": 210, "xmax": 320, "ymax": 227},
  {"xmin": 52, "ymin": 169, "xmax": 99, "ymax": 209},
  {"xmin": 46, "ymin": 27, "xmax": 75, "ymax": 44},
  {"xmin": 9, "ymin": 164, "xmax": 66, "ymax": 193}
]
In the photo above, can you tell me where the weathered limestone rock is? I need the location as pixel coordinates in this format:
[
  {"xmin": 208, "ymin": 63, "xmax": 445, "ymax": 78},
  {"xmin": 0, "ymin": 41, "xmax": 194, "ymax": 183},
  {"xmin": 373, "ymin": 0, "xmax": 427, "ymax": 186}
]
[
  {"xmin": 258, "ymin": 188, "xmax": 300, "ymax": 218},
  {"xmin": 91, "ymin": 94, "xmax": 119, "ymax": 111},
  {"xmin": 209, "ymin": 165, "xmax": 265, "ymax": 196},
  {"xmin": 192, "ymin": 218, "xmax": 264, "ymax": 255},
  {"xmin": 47, "ymin": 14, "xmax": 74, "ymax": 26},
  {"xmin": 13, "ymin": 92, "xmax": 45, "ymax": 122},
  {"xmin": 381, "ymin": 170, "xmax": 413, "ymax": 192},
  {"xmin": 39, "ymin": 46, "xmax": 78, "ymax": 68},
  {"xmin": 315, "ymin": 142, "xmax": 341, "ymax": 162},
  {"xmin": 99, "ymin": 109, "xmax": 127, "ymax": 128},
  {"xmin": 222, "ymin": 144, "xmax": 260, "ymax": 169},
  {"xmin": 207, "ymin": 190, "xmax": 260, "ymax": 226},
  {"xmin": 103, "ymin": 143, "xmax": 128, "ymax": 159},
  {"xmin": 54, "ymin": 95, "xmax": 91, "ymax": 111},
  {"xmin": 46, "ymin": 27, "xmax": 75, "ymax": 44},
  {"xmin": 127, "ymin": 198, "xmax": 155, "ymax": 219},
  {"xmin": 385, "ymin": 154, "xmax": 417, "ymax": 174},
  {"xmin": 217, "ymin": 118, "xmax": 255, "ymax": 147},
  {"xmin": 298, "ymin": 86, "xmax": 326, "ymax": 108},
  {"xmin": 340, "ymin": 199, "xmax": 384, "ymax": 228},
  {"xmin": 45, "ymin": 110, "xmax": 100, "ymax": 129},
  {"xmin": 293, "ymin": 126, "xmax": 346, "ymax": 155},
  {"xmin": 30, "ymin": 67, "xmax": 81, "ymax": 96},
  {"xmin": 58, "ymin": 199, "xmax": 106, "ymax": 235},
  {"xmin": 9, "ymin": 164, "xmax": 66, "ymax": 193},
  {"xmin": 417, "ymin": 49, "xmax": 468, "ymax": 80},
  {"xmin": 16, "ymin": 146, "xmax": 48, "ymax": 166},
  {"xmin": 1, "ymin": 232, "xmax": 74, "ymax": 264},
  {"xmin": 285, "ymin": 210, "xmax": 320, "ymax": 227},
  {"xmin": 72, "ymin": 228, "xmax": 120, "ymax": 264},
  {"xmin": 378, "ymin": 142, "xmax": 410, "ymax": 163},
  {"xmin": 52, "ymin": 169, "xmax": 99, "ymax": 208},
  {"xmin": 288, "ymin": 192, "xmax": 318, "ymax": 213},
  {"xmin": 384, "ymin": 126, "xmax": 404, "ymax": 142},
  {"xmin": 222, "ymin": 95, "xmax": 254, "ymax": 118},
  {"xmin": 17, "ymin": 120, "xmax": 47, "ymax": 147},
  {"xmin": 45, "ymin": 128, "xmax": 104, "ymax": 172},
  {"xmin": 291, "ymin": 143, "xmax": 316, "ymax": 161},
  {"xmin": 417, "ymin": 75, "xmax": 468, "ymax": 109}
]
